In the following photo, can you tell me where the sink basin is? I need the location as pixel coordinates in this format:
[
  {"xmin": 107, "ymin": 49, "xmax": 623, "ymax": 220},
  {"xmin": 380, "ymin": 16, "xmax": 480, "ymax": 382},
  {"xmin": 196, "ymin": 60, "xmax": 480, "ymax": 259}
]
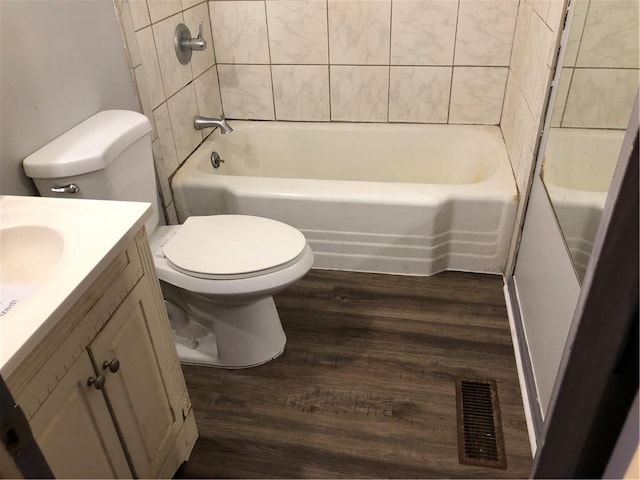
[{"xmin": 1, "ymin": 226, "xmax": 64, "ymax": 284}]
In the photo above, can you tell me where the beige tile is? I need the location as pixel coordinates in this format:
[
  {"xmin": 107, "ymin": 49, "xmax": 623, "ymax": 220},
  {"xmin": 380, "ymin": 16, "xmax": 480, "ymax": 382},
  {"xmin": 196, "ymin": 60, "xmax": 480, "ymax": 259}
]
[
  {"xmin": 147, "ymin": 0, "xmax": 182, "ymax": 23},
  {"xmin": 165, "ymin": 202, "xmax": 180, "ymax": 225},
  {"xmin": 136, "ymin": 26, "xmax": 166, "ymax": 108},
  {"xmin": 576, "ymin": 0, "xmax": 639, "ymax": 68},
  {"xmin": 167, "ymin": 84, "xmax": 203, "ymax": 162},
  {"xmin": 183, "ymin": 3, "xmax": 216, "ymax": 77},
  {"xmin": 267, "ymin": 0, "xmax": 328, "ymax": 64},
  {"xmin": 116, "ymin": 0, "xmax": 143, "ymax": 68},
  {"xmin": 509, "ymin": 1, "xmax": 532, "ymax": 83},
  {"xmin": 546, "ymin": 0, "xmax": 565, "ymax": 32},
  {"xmin": 129, "ymin": 0, "xmax": 151, "ymax": 30},
  {"xmin": 520, "ymin": 13, "xmax": 555, "ymax": 116},
  {"xmin": 328, "ymin": 0, "xmax": 391, "ymax": 65},
  {"xmin": 550, "ymin": 67, "xmax": 572, "ymax": 127},
  {"xmin": 527, "ymin": 0, "xmax": 549, "ymax": 22},
  {"xmin": 210, "ymin": 1, "xmax": 270, "ymax": 64},
  {"xmin": 152, "ymin": 12, "xmax": 193, "ymax": 97},
  {"xmin": 194, "ymin": 67, "xmax": 224, "ymax": 135},
  {"xmin": 563, "ymin": 0, "xmax": 589, "ymax": 67},
  {"xmin": 152, "ymin": 104, "xmax": 180, "ymax": 200},
  {"xmin": 501, "ymin": 75, "xmax": 528, "ymax": 174},
  {"xmin": 218, "ymin": 65, "xmax": 275, "ymax": 120},
  {"xmin": 134, "ymin": 65, "xmax": 158, "ymax": 140},
  {"xmin": 330, "ymin": 66, "xmax": 389, "ymax": 122},
  {"xmin": 562, "ymin": 68, "xmax": 638, "ymax": 129},
  {"xmin": 388, "ymin": 66, "xmax": 451, "ymax": 123},
  {"xmin": 454, "ymin": 0, "xmax": 518, "ymax": 66},
  {"xmin": 450, "ymin": 67, "xmax": 508, "ymax": 125},
  {"xmin": 181, "ymin": 0, "xmax": 205, "ymax": 9},
  {"xmin": 272, "ymin": 65, "xmax": 330, "ymax": 121},
  {"xmin": 391, "ymin": 0, "xmax": 457, "ymax": 66}
]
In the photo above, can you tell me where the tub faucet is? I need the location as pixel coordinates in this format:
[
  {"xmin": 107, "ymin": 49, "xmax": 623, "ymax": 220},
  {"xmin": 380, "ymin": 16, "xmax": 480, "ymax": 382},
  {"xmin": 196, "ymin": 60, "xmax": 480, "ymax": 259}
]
[{"xmin": 194, "ymin": 115, "xmax": 233, "ymax": 134}]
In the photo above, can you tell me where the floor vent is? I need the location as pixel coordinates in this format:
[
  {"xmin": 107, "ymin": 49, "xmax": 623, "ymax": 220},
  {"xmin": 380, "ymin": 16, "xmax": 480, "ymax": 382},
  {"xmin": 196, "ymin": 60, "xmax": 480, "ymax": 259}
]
[{"xmin": 455, "ymin": 379, "xmax": 507, "ymax": 470}]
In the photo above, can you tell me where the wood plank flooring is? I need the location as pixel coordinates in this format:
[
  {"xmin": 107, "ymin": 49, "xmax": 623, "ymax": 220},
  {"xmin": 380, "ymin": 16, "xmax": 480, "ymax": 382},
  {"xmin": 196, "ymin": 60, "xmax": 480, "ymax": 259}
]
[{"xmin": 175, "ymin": 270, "xmax": 532, "ymax": 479}]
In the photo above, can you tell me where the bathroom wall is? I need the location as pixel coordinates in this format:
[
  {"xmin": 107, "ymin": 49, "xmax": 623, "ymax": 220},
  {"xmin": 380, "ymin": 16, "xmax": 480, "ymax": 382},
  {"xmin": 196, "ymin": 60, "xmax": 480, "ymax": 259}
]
[
  {"xmin": 551, "ymin": 0, "xmax": 639, "ymax": 129},
  {"xmin": 115, "ymin": 0, "xmax": 223, "ymax": 222},
  {"xmin": 0, "ymin": 0, "xmax": 139, "ymax": 197},
  {"xmin": 118, "ymin": 0, "xmax": 521, "ymax": 218}
]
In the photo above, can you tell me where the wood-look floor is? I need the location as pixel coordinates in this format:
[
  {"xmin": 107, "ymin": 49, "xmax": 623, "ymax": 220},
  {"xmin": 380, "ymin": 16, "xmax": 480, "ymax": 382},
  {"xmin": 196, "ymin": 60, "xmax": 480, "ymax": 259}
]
[{"xmin": 175, "ymin": 270, "xmax": 532, "ymax": 479}]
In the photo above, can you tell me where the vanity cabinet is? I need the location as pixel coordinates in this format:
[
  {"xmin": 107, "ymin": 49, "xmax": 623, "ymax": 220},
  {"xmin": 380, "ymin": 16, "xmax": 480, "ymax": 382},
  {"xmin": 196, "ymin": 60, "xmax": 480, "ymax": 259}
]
[{"xmin": 6, "ymin": 227, "xmax": 197, "ymax": 479}]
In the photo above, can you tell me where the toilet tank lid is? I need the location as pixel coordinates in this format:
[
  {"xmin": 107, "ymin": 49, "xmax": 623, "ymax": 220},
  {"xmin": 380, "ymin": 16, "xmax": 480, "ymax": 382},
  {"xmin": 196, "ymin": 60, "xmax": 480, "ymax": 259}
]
[{"xmin": 23, "ymin": 110, "xmax": 152, "ymax": 179}]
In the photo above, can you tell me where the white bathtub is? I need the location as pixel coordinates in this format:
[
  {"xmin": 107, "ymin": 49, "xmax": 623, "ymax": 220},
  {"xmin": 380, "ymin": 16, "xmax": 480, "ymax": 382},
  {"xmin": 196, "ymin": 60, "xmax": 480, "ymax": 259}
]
[
  {"xmin": 542, "ymin": 127, "xmax": 624, "ymax": 280},
  {"xmin": 172, "ymin": 121, "xmax": 517, "ymax": 276}
]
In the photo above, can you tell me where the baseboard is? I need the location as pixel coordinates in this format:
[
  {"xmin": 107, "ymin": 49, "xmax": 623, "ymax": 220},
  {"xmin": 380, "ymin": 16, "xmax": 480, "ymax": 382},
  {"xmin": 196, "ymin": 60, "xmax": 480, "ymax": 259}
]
[{"xmin": 503, "ymin": 277, "xmax": 544, "ymax": 457}]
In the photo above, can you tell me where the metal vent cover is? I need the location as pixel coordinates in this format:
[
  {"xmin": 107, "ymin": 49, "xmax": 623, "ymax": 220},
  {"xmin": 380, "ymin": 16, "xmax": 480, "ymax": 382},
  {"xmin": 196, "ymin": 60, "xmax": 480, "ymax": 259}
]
[{"xmin": 455, "ymin": 379, "xmax": 507, "ymax": 470}]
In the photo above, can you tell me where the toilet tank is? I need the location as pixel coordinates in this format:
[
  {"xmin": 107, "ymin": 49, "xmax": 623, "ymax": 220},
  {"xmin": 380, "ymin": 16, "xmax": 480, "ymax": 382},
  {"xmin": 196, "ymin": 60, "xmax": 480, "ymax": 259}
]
[{"xmin": 23, "ymin": 110, "xmax": 160, "ymax": 233}]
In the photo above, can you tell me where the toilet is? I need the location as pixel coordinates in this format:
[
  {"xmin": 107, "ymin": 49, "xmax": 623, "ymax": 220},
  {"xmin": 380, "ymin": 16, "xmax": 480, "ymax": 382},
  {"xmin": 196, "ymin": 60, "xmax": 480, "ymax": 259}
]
[{"xmin": 23, "ymin": 110, "xmax": 314, "ymax": 368}]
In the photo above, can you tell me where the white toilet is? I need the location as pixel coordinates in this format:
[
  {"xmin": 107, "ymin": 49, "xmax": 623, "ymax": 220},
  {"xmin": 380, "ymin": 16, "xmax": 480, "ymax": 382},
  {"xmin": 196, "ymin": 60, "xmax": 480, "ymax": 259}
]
[{"xmin": 23, "ymin": 110, "xmax": 314, "ymax": 368}]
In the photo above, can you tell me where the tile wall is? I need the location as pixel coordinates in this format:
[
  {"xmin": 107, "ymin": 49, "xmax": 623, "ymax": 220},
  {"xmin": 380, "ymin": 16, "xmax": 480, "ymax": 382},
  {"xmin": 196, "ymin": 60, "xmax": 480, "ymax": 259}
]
[
  {"xmin": 115, "ymin": 0, "xmax": 223, "ymax": 222},
  {"xmin": 551, "ymin": 0, "xmax": 639, "ymax": 129}
]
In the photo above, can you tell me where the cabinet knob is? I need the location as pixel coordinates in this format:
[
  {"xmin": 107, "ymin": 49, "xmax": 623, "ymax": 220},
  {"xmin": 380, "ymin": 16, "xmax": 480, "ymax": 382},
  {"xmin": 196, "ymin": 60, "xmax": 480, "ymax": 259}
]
[
  {"xmin": 87, "ymin": 375, "xmax": 106, "ymax": 390},
  {"xmin": 103, "ymin": 358, "xmax": 120, "ymax": 373}
]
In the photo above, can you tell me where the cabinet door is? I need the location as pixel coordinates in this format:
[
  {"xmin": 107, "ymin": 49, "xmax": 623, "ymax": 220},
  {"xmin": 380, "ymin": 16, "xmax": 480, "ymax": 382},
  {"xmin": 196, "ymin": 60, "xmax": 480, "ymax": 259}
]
[
  {"xmin": 29, "ymin": 351, "xmax": 132, "ymax": 479},
  {"xmin": 88, "ymin": 278, "xmax": 185, "ymax": 478}
]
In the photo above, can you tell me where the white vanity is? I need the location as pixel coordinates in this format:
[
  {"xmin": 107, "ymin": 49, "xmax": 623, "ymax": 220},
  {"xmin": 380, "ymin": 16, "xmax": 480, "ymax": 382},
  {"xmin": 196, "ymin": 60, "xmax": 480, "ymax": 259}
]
[{"xmin": 0, "ymin": 195, "xmax": 197, "ymax": 478}]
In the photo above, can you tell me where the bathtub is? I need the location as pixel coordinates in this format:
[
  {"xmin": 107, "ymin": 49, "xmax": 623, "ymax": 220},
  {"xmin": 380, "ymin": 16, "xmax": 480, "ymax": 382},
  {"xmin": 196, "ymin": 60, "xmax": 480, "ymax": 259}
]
[
  {"xmin": 172, "ymin": 121, "xmax": 517, "ymax": 276},
  {"xmin": 542, "ymin": 127, "xmax": 624, "ymax": 280}
]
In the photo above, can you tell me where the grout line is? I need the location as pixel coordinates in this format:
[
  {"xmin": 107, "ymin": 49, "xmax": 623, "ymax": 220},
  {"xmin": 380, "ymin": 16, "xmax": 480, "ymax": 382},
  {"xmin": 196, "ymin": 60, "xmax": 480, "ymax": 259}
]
[
  {"xmin": 387, "ymin": 0, "xmax": 393, "ymax": 122},
  {"xmin": 326, "ymin": 0, "xmax": 333, "ymax": 121},
  {"xmin": 263, "ymin": 0, "xmax": 277, "ymax": 120},
  {"xmin": 446, "ymin": 0, "xmax": 461, "ymax": 124}
]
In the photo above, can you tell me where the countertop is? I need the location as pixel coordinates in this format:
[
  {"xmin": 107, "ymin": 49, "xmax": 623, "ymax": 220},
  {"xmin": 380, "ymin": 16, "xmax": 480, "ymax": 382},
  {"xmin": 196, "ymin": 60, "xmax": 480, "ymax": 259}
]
[{"xmin": 0, "ymin": 195, "xmax": 151, "ymax": 377}]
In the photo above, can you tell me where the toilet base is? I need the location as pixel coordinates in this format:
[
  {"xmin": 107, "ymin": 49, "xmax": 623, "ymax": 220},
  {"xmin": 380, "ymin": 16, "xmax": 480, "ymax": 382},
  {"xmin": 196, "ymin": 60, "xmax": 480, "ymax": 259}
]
[{"xmin": 168, "ymin": 295, "xmax": 287, "ymax": 369}]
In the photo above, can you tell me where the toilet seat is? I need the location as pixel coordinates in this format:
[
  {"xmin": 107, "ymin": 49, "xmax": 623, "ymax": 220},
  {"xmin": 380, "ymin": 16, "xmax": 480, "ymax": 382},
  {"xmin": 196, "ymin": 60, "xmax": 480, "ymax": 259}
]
[{"xmin": 162, "ymin": 215, "xmax": 307, "ymax": 280}]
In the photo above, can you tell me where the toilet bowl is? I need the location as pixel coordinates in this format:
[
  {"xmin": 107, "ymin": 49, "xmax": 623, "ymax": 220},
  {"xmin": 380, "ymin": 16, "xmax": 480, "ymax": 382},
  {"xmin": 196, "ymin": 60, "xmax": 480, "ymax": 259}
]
[
  {"xmin": 22, "ymin": 110, "xmax": 313, "ymax": 369},
  {"xmin": 150, "ymin": 215, "xmax": 314, "ymax": 368}
]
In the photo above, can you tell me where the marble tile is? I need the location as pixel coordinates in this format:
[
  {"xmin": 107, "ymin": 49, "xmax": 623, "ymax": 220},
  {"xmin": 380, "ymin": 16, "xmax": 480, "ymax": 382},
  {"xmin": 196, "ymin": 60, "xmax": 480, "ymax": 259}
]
[
  {"xmin": 546, "ymin": 0, "xmax": 565, "ymax": 32},
  {"xmin": 272, "ymin": 65, "xmax": 330, "ymax": 121},
  {"xmin": 151, "ymin": 138, "xmax": 174, "ymax": 205},
  {"xmin": 576, "ymin": 0, "xmax": 639, "ymax": 68},
  {"xmin": 562, "ymin": 68, "xmax": 638, "ymax": 129},
  {"xmin": 217, "ymin": 65, "xmax": 275, "ymax": 120},
  {"xmin": 210, "ymin": 1, "xmax": 270, "ymax": 64},
  {"xmin": 167, "ymin": 83, "xmax": 203, "ymax": 162},
  {"xmin": 449, "ymin": 67, "xmax": 508, "ymax": 125},
  {"xmin": 116, "ymin": 0, "xmax": 142, "ymax": 68},
  {"xmin": 563, "ymin": 0, "xmax": 589, "ymax": 67},
  {"xmin": 134, "ymin": 65, "xmax": 158, "ymax": 140},
  {"xmin": 328, "ymin": 0, "xmax": 391, "ymax": 65},
  {"xmin": 136, "ymin": 26, "xmax": 166, "ymax": 108},
  {"xmin": 501, "ymin": 75, "xmax": 531, "ymax": 175},
  {"xmin": 550, "ymin": 67, "xmax": 572, "ymax": 127},
  {"xmin": 520, "ymin": 12, "xmax": 555, "ymax": 116},
  {"xmin": 153, "ymin": 103, "xmax": 180, "ymax": 199},
  {"xmin": 388, "ymin": 66, "xmax": 451, "ymax": 123},
  {"xmin": 147, "ymin": 0, "xmax": 182, "ymax": 23},
  {"xmin": 194, "ymin": 67, "xmax": 224, "ymax": 136},
  {"xmin": 509, "ymin": 0, "xmax": 532, "ymax": 82},
  {"xmin": 390, "ymin": 0, "xmax": 457, "ymax": 66},
  {"xmin": 267, "ymin": 0, "xmax": 328, "ymax": 64},
  {"xmin": 181, "ymin": 0, "xmax": 205, "ymax": 9},
  {"xmin": 183, "ymin": 3, "xmax": 216, "ymax": 77},
  {"xmin": 129, "ymin": 0, "xmax": 151, "ymax": 30},
  {"xmin": 152, "ymin": 12, "xmax": 193, "ymax": 98},
  {"xmin": 330, "ymin": 66, "xmax": 389, "ymax": 122},
  {"xmin": 527, "ymin": 0, "xmax": 550, "ymax": 23},
  {"xmin": 454, "ymin": 0, "xmax": 518, "ymax": 66}
]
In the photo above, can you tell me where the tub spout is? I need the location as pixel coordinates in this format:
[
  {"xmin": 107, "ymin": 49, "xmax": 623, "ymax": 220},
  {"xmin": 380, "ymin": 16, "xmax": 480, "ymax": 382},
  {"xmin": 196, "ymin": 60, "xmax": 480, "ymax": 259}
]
[{"xmin": 194, "ymin": 115, "xmax": 233, "ymax": 134}]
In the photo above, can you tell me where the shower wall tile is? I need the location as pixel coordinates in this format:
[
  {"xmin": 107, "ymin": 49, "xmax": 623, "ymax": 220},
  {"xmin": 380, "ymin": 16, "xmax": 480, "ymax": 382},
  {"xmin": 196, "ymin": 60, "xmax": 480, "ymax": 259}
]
[
  {"xmin": 136, "ymin": 26, "xmax": 166, "ymax": 108},
  {"xmin": 153, "ymin": 13, "xmax": 193, "ymax": 98},
  {"xmin": 390, "ymin": 0, "xmax": 457, "ymax": 66},
  {"xmin": 147, "ymin": 0, "xmax": 182, "ymax": 23},
  {"xmin": 183, "ymin": 3, "xmax": 216, "ymax": 77},
  {"xmin": 272, "ymin": 66, "xmax": 330, "ymax": 121},
  {"xmin": 167, "ymin": 84, "xmax": 203, "ymax": 162},
  {"xmin": 509, "ymin": 1, "xmax": 533, "ymax": 83},
  {"xmin": 129, "ymin": 0, "xmax": 151, "ymax": 30},
  {"xmin": 550, "ymin": 68, "xmax": 573, "ymax": 127},
  {"xmin": 194, "ymin": 67, "xmax": 224, "ymax": 132},
  {"xmin": 153, "ymin": 103, "xmax": 180, "ymax": 184},
  {"xmin": 519, "ymin": 12, "xmax": 555, "ymax": 116},
  {"xmin": 116, "ymin": 0, "xmax": 142, "ymax": 68},
  {"xmin": 454, "ymin": 0, "xmax": 518, "ymax": 66},
  {"xmin": 388, "ymin": 67, "xmax": 451, "ymax": 123},
  {"xmin": 449, "ymin": 67, "xmax": 508, "ymax": 125},
  {"xmin": 562, "ymin": 68, "xmax": 638, "ymax": 129},
  {"xmin": 330, "ymin": 66, "xmax": 389, "ymax": 122},
  {"xmin": 218, "ymin": 65, "xmax": 275, "ymax": 120},
  {"xmin": 563, "ymin": 0, "xmax": 589, "ymax": 67},
  {"xmin": 151, "ymin": 138, "xmax": 173, "ymax": 206},
  {"xmin": 328, "ymin": 0, "xmax": 391, "ymax": 65},
  {"xmin": 210, "ymin": 1, "xmax": 270, "ymax": 64},
  {"xmin": 133, "ymin": 65, "xmax": 158, "ymax": 139},
  {"xmin": 165, "ymin": 202, "xmax": 180, "ymax": 225},
  {"xmin": 576, "ymin": 0, "xmax": 640, "ymax": 68},
  {"xmin": 182, "ymin": 0, "xmax": 205, "ymax": 9},
  {"xmin": 267, "ymin": 0, "xmax": 328, "ymax": 64}
]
